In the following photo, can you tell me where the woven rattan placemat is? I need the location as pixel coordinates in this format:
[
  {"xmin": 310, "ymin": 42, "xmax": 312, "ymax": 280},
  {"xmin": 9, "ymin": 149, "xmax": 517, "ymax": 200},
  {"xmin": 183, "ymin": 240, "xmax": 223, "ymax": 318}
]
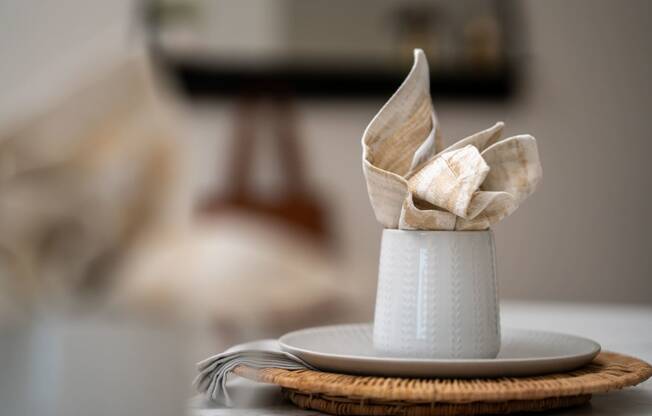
[{"xmin": 233, "ymin": 351, "xmax": 652, "ymax": 415}]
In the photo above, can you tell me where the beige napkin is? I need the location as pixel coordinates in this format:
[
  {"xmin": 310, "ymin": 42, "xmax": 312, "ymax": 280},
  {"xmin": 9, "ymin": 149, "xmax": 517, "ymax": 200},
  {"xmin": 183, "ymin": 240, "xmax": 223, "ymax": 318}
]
[{"xmin": 362, "ymin": 49, "xmax": 542, "ymax": 230}]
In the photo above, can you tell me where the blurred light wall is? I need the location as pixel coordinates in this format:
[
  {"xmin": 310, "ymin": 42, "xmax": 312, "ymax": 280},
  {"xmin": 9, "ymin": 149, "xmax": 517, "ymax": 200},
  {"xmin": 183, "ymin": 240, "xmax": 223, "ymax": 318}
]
[
  {"xmin": 440, "ymin": 0, "xmax": 652, "ymax": 304},
  {"xmin": 0, "ymin": 0, "xmax": 134, "ymax": 128},
  {"xmin": 189, "ymin": 0, "xmax": 652, "ymax": 306},
  {"xmin": 1, "ymin": 0, "xmax": 650, "ymax": 307}
]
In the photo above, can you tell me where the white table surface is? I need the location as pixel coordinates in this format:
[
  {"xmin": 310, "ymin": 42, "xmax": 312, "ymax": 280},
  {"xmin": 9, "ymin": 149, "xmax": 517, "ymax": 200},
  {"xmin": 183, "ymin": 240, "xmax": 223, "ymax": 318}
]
[{"xmin": 191, "ymin": 301, "xmax": 652, "ymax": 415}]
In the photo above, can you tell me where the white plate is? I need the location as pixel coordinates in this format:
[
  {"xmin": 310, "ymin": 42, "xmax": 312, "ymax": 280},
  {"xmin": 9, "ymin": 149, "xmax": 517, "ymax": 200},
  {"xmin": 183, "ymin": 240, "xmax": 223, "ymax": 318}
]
[{"xmin": 279, "ymin": 324, "xmax": 600, "ymax": 378}]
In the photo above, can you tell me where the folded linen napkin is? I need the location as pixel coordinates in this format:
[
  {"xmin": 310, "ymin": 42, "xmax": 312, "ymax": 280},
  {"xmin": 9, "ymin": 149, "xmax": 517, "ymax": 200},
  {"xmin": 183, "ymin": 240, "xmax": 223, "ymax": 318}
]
[
  {"xmin": 194, "ymin": 339, "xmax": 311, "ymax": 406},
  {"xmin": 362, "ymin": 49, "xmax": 542, "ymax": 230}
]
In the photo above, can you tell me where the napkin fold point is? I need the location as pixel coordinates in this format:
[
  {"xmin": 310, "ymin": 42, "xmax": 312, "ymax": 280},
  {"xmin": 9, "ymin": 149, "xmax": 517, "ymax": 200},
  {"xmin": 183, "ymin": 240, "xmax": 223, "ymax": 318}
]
[{"xmin": 362, "ymin": 50, "xmax": 541, "ymax": 231}]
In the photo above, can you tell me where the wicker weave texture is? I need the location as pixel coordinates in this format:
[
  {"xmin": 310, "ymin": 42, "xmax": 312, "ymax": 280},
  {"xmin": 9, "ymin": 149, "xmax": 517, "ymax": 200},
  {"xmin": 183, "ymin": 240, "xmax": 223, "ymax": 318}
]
[
  {"xmin": 233, "ymin": 351, "xmax": 651, "ymax": 404},
  {"xmin": 285, "ymin": 391, "xmax": 592, "ymax": 416}
]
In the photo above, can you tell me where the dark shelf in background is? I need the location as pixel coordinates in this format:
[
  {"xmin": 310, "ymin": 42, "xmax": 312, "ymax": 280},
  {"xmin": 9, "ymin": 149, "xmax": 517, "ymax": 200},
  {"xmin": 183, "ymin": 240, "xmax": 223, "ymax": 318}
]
[{"xmin": 157, "ymin": 56, "xmax": 516, "ymax": 101}]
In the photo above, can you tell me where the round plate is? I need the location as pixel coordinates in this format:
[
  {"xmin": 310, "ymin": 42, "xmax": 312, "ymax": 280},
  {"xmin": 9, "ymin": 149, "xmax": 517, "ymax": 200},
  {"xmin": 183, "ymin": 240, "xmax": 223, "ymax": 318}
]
[{"xmin": 279, "ymin": 324, "xmax": 601, "ymax": 377}]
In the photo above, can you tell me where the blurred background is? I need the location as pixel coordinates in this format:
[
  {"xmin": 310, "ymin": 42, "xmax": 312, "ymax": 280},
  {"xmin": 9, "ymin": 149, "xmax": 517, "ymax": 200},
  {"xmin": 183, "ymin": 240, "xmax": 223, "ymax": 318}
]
[{"xmin": 0, "ymin": 0, "xmax": 651, "ymax": 413}]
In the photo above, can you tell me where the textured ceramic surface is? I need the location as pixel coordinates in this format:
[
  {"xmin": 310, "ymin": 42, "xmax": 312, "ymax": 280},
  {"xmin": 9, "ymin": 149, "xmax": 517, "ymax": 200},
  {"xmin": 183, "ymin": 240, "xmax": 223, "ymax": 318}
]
[
  {"xmin": 279, "ymin": 324, "xmax": 601, "ymax": 378},
  {"xmin": 374, "ymin": 229, "xmax": 499, "ymax": 359}
]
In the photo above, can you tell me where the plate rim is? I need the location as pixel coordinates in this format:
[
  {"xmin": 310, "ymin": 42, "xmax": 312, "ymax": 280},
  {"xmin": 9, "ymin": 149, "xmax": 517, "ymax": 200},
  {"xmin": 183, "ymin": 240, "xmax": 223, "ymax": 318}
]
[{"xmin": 279, "ymin": 323, "xmax": 601, "ymax": 364}]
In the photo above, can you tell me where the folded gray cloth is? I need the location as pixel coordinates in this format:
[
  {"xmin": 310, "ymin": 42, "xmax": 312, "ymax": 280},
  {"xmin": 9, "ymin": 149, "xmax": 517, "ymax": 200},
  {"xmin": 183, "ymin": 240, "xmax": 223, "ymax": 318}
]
[{"xmin": 193, "ymin": 339, "xmax": 313, "ymax": 406}]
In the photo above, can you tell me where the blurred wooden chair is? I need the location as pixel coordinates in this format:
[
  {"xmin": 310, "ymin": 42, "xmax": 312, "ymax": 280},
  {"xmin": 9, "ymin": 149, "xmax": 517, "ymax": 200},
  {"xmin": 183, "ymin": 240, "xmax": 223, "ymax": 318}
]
[{"xmin": 201, "ymin": 93, "xmax": 329, "ymax": 245}]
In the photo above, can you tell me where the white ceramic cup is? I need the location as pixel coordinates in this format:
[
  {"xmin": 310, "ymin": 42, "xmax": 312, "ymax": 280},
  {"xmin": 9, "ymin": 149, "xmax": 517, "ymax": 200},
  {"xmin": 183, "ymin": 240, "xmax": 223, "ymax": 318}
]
[{"xmin": 373, "ymin": 229, "xmax": 500, "ymax": 359}]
